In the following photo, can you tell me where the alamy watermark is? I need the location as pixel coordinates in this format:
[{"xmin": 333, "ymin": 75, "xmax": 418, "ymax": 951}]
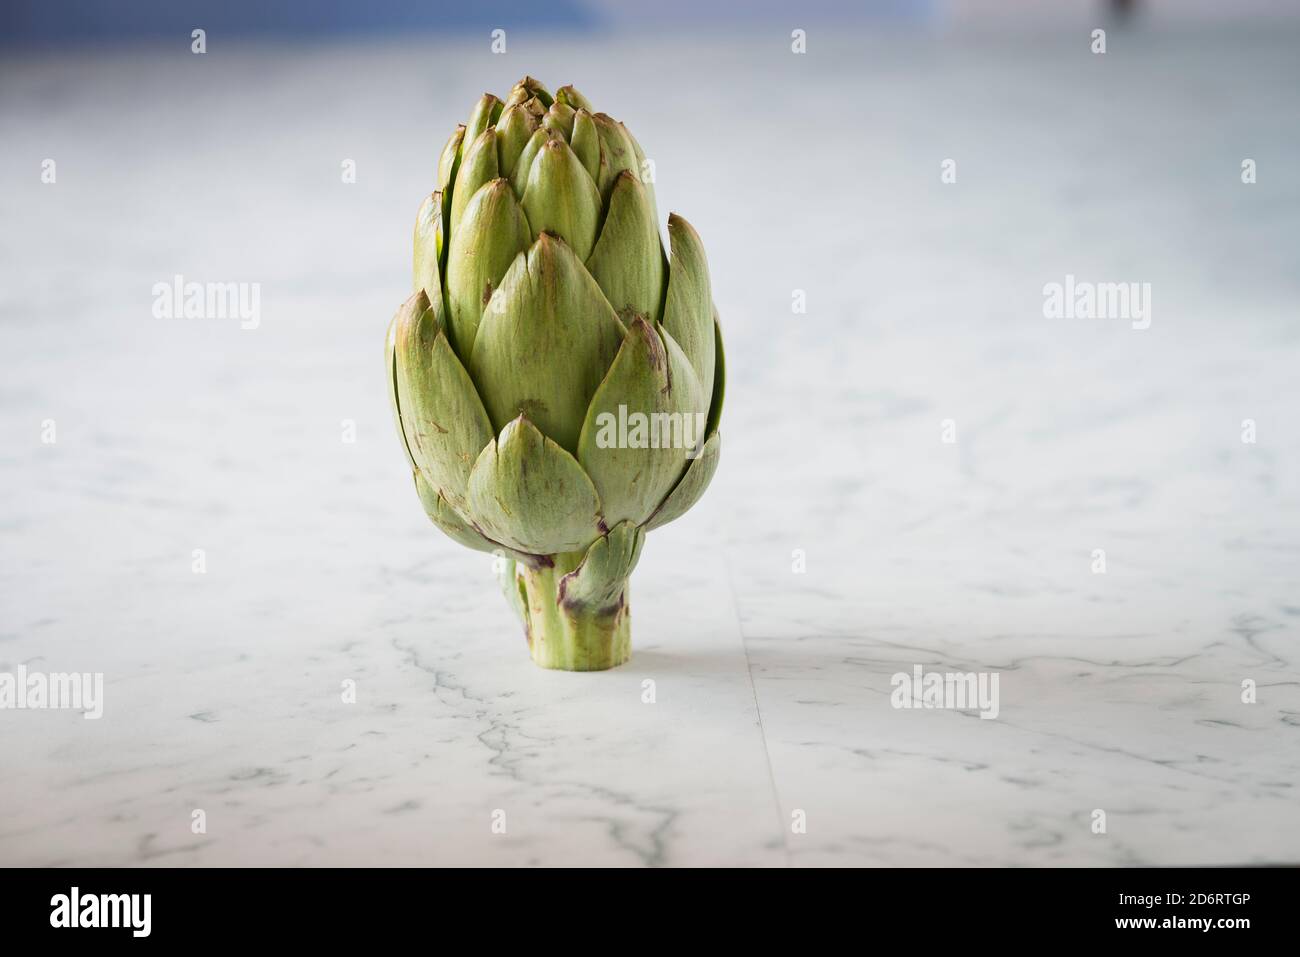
[
  {"xmin": 593, "ymin": 404, "xmax": 707, "ymax": 459},
  {"xmin": 152, "ymin": 274, "xmax": 261, "ymax": 329},
  {"xmin": 50, "ymin": 887, "xmax": 150, "ymax": 937},
  {"xmin": 891, "ymin": 665, "xmax": 1000, "ymax": 719},
  {"xmin": 1043, "ymin": 274, "xmax": 1151, "ymax": 330},
  {"xmin": 0, "ymin": 665, "xmax": 104, "ymax": 719}
]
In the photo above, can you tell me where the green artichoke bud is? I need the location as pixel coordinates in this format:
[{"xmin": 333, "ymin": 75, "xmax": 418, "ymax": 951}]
[{"xmin": 386, "ymin": 78, "xmax": 726, "ymax": 671}]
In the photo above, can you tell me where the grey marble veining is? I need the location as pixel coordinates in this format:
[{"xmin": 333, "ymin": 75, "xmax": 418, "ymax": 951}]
[{"xmin": 1, "ymin": 26, "xmax": 1298, "ymax": 866}]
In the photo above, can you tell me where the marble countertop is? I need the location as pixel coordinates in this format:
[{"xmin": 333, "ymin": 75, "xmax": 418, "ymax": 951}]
[{"xmin": 1, "ymin": 25, "xmax": 1298, "ymax": 866}]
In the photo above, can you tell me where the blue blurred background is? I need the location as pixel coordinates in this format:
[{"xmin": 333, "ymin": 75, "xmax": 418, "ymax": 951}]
[
  {"xmin": 4, "ymin": 0, "xmax": 929, "ymax": 43},
  {"xmin": 7, "ymin": 0, "xmax": 1294, "ymax": 45}
]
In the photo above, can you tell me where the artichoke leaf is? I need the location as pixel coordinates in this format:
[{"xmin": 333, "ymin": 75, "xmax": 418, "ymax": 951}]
[
  {"xmin": 505, "ymin": 76, "xmax": 552, "ymax": 110},
  {"xmin": 625, "ymin": 126, "xmax": 659, "ymax": 230},
  {"xmin": 577, "ymin": 317, "xmax": 707, "ymax": 526},
  {"xmin": 412, "ymin": 190, "xmax": 445, "ymax": 303},
  {"xmin": 645, "ymin": 430, "xmax": 721, "ymax": 532},
  {"xmin": 415, "ymin": 470, "xmax": 490, "ymax": 550},
  {"xmin": 437, "ymin": 125, "xmax": 465, "ymax": 194},
  {"xmin": 586, "ymin": 170, "xmax": 664, "ymax": 323},
  {"xmin": 466, "ymin": 415, "xmax": 605, "ymax": 556},
  {"xmin": 445, "ymin": 178, "xmax": 531, "ymax": 358},
  {"xmin": 449, "ymin": 128, "xmax": 499, "ymax": 239},
  {"xmin": 555, "ymin": 84, "xmax": 594, "ymax": 112},
  {"xmin": 570, "ymin": 110, "xmax": 602, "ymax": 185},
  {"xmin": 706, "ymin": 307, "xmax": 726, "ymax": 438},
  {"xmin": 542, "ymin": 101, "xmax": 576, "ymax": 141},
  {"xmin": 495, "ymin": 104, "xmax": 539, "ymax": 180},
  {"xmin": 559, "ymin": 520, "xmax": 644, "ymax": 614},
  {"xmin": 392, "ymin": 290, "xmax": 494, "ymax": 515},
  {"xmin": 589, "ymin": 113, "xmax": 638, "ymax": 199},
  {"xmin": 469, "ymin": 233, "xmax": 626, "ymax": 454},
  {"xmin": 414, "ymin": 471, "xmax": 542, "ymax": 567},
  {"xmin": 464, "ymin": 93, "xmax": 504, "ymax": 149},
  {"xmin": 661, "ymin": 213, "xmax": 716, "ymax": 393},
  {"xmin": 509, "ymin": 127, "xmax": 554, "ymax": 201},
  {"xmin": 521, "ymin": 138, "xmax": 601, "ymax": 260},
  {"xmin": 385, "ymin": 311, "xmax": 415, "ymax": 471}
]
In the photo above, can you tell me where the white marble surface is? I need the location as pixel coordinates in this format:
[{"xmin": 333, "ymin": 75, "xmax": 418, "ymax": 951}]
[{"xmin": 1, "ymin": 26, "xmax": 1298, "ymax": 866}]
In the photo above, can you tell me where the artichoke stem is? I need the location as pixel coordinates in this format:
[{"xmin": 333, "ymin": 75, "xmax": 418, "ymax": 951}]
[{"xmin": 517, "ymin": 553, "xmax": 631, "ymax": 671}]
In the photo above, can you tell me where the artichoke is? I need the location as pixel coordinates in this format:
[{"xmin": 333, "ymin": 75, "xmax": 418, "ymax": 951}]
[{"xmin": 385, "ymin": 77, "xmax": 725, "ymax": 671}]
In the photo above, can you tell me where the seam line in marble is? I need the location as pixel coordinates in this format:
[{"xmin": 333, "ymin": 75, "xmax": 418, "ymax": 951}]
[{"xmin": 722, "ymin": 551, "xmax": 792, "ymax": 867}]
